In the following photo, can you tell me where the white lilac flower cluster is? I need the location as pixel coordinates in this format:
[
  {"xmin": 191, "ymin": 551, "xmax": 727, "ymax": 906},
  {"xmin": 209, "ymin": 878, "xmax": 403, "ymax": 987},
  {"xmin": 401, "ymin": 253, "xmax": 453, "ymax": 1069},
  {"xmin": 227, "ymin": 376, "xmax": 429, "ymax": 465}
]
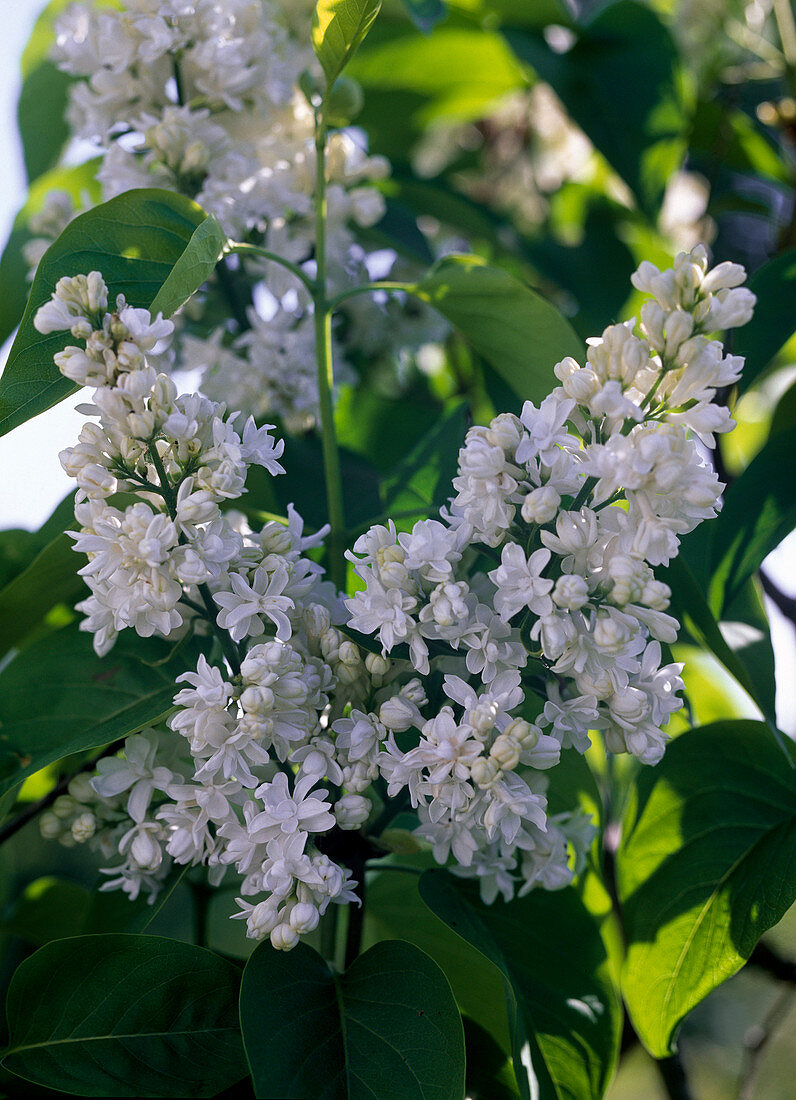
[
  {"xmin": 35, "ymin": 271, "xmax": 386, "ymax": 944},
  {"xmin": 346, "ymin": 246, "xmax": 755, "ymax": 902},
  {"xmin": 28, "ymin": 0, "xmax": 444, "ymax": 429}
]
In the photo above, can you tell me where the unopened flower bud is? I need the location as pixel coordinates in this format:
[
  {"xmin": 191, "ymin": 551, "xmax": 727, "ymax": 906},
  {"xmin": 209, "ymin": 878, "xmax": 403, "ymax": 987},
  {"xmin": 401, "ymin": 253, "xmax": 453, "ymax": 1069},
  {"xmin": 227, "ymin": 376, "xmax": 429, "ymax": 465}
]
[
  {"xmin": 247, "ymin": 900, "xmax": 280, "ymax": 937},
  {"xmin": 326, "ymin": 76, "xmax": 365, "ymax": 126},
  {"xmin": 40, "ymin": 811, "xmax": 63, "ymax": 839},
  {"xmin": 68, "ymin": 773, "xmax": 96, "ymax": 803},
  {"xmin": 470, "ymin": 757, "xmax": 502, "ymax": 788},
  {"xmin": 335, "ymin": 794, "xmax": 371, "ymax": 830},
  {"xmin": 260, "ymin": 524, "xmax": 292, "ymax": 555},
  {"xmin": 379, "ymin": 694, "xmax": 417, "ymax": 732},
  {"xmin": 503, "ymin": 718, "xmax": 539, "ymax": 750},
  {"xmin": 490, "ymin": 733, "xmax": 521, "ymax": 771},
  {"xmin": 71, "ymin": 812, "xmax": 97, "ymax": 843},
  {"xmin": 552, "ymin": 574, "xmax": 589, "ymax": 610},
  {"xmin": 304, "ymin": 604, "xmax": 331, "ymax": 637},
  {"xmin": 270, "ymin": 922, "xmax": 300, "ymax": 950},
  {"xmin": 522, "ymin": 485, "xmax": 560, "ymax": 526},
  {"xmin": 289, "ymin": 902, "xmax": 320, "ymax": 934},
  {"xmin": 641, "ymin": 579, "xmax": 670, "ymax": 611},
  {"xmin": 53, "ymin": 795, "xmax": 78, "ymax": 819},
  {"xmin": 365, "ymin": 652, "xmax": 390, "ymax": 677},
  {"xmin": 130, "ymin": 829, "xmax": 162, "ymax": 871},
  {"xmin": 338, "ymin": 641, "xmax": 360, "ymax": 667}
]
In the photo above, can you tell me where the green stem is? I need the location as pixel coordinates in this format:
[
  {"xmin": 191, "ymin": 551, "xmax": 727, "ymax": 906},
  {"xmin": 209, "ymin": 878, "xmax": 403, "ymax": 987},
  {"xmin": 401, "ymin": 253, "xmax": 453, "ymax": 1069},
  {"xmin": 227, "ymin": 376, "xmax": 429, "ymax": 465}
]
[
  {"xmin": 321, "ymin": 904, "xmax": 340, "ymax": 968},
  {"xmin": 227, "ymin": 242, "xmax": 315, "ymax": 295},
  {"xmin": 313, "ymin": 114, "xmax": 347, "ymax": 592},
  {"xmin": 326, "ymin": 280, "xmax": 411, "ymax": 313}
]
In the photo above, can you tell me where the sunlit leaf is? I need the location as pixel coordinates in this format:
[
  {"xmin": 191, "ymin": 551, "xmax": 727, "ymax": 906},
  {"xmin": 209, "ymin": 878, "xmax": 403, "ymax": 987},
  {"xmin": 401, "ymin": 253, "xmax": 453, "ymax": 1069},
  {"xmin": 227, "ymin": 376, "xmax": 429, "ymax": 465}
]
[{"xmin": 618, "ymin": 720, "xmax": 796, "ymax": 1057}]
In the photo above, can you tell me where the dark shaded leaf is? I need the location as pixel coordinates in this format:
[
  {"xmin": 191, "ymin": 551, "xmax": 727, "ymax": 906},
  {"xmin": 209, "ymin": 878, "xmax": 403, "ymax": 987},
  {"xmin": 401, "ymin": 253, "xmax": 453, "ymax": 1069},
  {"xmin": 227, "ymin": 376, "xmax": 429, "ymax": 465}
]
[
  {"xmin": 504, "ymin": 2, "xmax": 686, "ymax": 214},
  {"xmin": 240, "ymin": 938, "xmax": 465, "ymax": 1099},
  {"xmin": 735, "ymin": 250, "xmax": 796, "ymax": 392},
  {"xmin": 419, "ymin": 871, "xmax": 621, "ymax": 1100},
  {"xmin": 2, "ymin": 934, "xmax": 245, "ymax": 1097},
  {"xmin": 0, "ymin": 624, "xmax": 195, "ymax": 799}
]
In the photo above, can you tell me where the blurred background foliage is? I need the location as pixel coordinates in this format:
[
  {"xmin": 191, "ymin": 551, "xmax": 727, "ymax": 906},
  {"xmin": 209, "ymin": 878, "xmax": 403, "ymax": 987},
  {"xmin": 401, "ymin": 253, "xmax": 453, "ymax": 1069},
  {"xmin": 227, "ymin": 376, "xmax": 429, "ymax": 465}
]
[{"xmin": 0, "ymin": 0, "xmax": 794, "ymax": 1096}]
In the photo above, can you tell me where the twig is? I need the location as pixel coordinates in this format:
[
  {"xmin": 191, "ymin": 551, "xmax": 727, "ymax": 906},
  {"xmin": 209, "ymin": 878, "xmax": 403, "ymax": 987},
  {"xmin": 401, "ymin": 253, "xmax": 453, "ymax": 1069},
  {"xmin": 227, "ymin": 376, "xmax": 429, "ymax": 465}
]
[
  {"xmin": 760, "ymin": 570, "xmax": 796, "ymax": 628},
  {"xmin": 737, "ymin": 986, "xmax": 795, "ymax": 1100}
]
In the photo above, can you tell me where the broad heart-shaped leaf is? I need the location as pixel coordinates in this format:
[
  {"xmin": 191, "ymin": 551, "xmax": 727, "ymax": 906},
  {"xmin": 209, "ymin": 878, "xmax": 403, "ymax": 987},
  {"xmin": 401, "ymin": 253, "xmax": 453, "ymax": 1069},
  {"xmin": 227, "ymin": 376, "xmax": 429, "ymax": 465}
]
[
  {"xmin": 504, "ymin": 1, "xmax": 686, "ymax": 214},
  {"xmin": 0, "ymin": 622, "xmax": 195, "ymax": 799},
  {"xmin": 2, "ymin": 934, "xmax": 246, "ymax": 1097},
  {"xmin": 408, "ymin": 255, "xmax": 583, "ymax": 404},
  {"xmin": 419, "ymin": 872, "xmax": 621, "ymax": 1100},
  {"xmin": 617, "ymin": 721, "xmax": 796, "ymax": 1058},
  {"xmin": 0, "ymin": 159, "xmax": 102, "ymax": 350},
  {"xmin": 365, "ymin": 868, "xmax": 513, "ymax": 1056},
  {"xmin": 734, "ymin": 250, "xmax": 796, "ymax": 393},
  {"xmin": 312, "ymin": 0, "xmax": 382, "ymax": 88},
  {"xmin": 239, "ymin": 938, "xmax": 465, "ymax": 1099},
  {"xmin": 0, "ymin": 189, "xmax": 224, "ymax": 439}
]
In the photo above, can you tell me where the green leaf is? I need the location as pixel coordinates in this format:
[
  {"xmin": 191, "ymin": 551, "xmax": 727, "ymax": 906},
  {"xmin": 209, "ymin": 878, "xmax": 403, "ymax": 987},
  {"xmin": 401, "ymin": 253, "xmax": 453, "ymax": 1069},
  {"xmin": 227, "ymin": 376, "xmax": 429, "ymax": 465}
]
[
  {"xmin": 419, "ymin": 872, "xmax": 621, "ymax": 1100},
  {"xmin": 243, "ymin": 435, "xmax": 382, "ymax": 532},
  {"xmin": 0, "ymin": 533, "xmax": 85, "ymax": 657},
  {"xmin": 351, "ymin": 26, "xmax": 523, "ymax": 129},
  {"xmin": 0, "ymin": 490, "xmax": 75, "ymax": 591},
  {"xmin": 409, "ymin": 254, "xmax": 583, "ymax": 403},
  {"xmin": 312, "ymin": 0, "xmax": 382, "ymax": 88},
  {"xmin": 365, "ymin": 868, "xmax": 512, "ymax": 1055},
  {"xmin": 18, "ymin": 62, "xmax": 73, "ymax": 185},
  {"xmin": 17, "ymin": 0, "xmax": 86, "ymax": 182},
  {"xmin": 0, "ymin": 623, "xmax": 194, "ymax": 800},
  {"xmin": 239, "ymin": 938, "xmax": 465, "ymax": 1099},
  {"xmin": 707, "ymin": 427, "xmax": 796, "ymax": 616},
  {"xmin": 689, "ymin": 101, "xmax": 791, "ymax": 187},
  {"xmin": 521, "ymin": 189, "xmax": 637, "ymax": 339},
  {"xmin": 771, "ymin": 376, "xmax": 796, "ymax": 436},
  {"xmin": 734, "ymin": 251, "xmax": 796, "ymax": 393},
  {"xmin": 0, "ymin": 189, "xmax": 220, "ymax": 439},
  {"xmin": 401, "ymin": 0, "xmax": 447, "ymax": 34},
  {"xmin": 2, "ymin": 934, "xmax": 246, "ymax": 1097},
  {"xmin": 379, "ymin": 401, "xmax": 467, "ymax": 527},
  {"xmin": 504, "ymin": 1, "xmax": 687, "ymax": 214},
  {"xmin": 0, "ymin": 159, "xmax": 102, "ymax": 350},
  {"xmin": 661, "ymin": 557, "xmax": 776, "ymax": 730},
  {"xmin": 0, "ymin": 877, "xmax": 91, "ymax": 946},
  {"xmin": 463, "ymin": 1018, "xmax": 520, "ymax": 1100},
  {"xmin": 148, "ymin": 214, "xmax": 228, "ymax": 317},
  {"xmin": 617, "ymin": 720, "xmax": 796, "ymax": 1058},
  {"xmin": 335, "ymin": 384, "xmax": 444, "ymax": 472}
]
